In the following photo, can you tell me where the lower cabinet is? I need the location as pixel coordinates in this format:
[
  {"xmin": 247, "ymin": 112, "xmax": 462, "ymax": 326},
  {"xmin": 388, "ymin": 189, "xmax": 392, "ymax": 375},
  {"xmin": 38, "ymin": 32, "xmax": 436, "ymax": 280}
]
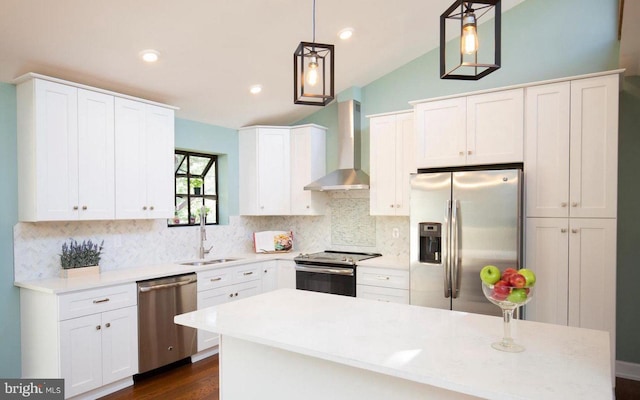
[
  {"xmin": 356, "ymin": 266, "xmax": 409, "ymax": 304},
  {"xmin": 20, "ymin": 283, "xmax": 138, "ymax": 399}
]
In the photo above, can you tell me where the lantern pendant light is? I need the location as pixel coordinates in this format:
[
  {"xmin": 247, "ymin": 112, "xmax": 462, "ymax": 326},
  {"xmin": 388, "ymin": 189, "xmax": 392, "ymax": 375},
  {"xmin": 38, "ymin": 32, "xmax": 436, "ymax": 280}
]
[
  {"xmin": 440, "ymin": 0, "xmax": 501, "ymax": 80},
  {"xmin": 294, "ymin": 0, "xmax": 335, "ymax": 106}
]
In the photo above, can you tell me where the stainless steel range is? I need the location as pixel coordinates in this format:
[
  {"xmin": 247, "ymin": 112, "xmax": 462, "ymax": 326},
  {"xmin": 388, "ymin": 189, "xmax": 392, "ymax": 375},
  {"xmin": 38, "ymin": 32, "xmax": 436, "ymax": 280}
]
[{"xmin": 294, "ymin": 251, "xmax": 382, "ymax": 296}]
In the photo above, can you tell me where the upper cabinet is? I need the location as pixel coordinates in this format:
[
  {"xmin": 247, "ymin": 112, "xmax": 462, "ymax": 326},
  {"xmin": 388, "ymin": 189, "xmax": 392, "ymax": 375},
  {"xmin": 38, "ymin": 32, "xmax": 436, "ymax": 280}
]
[
  {"xmin": 114, "ymin": 98, "xmax": 175, "ymax": 219},
  {"xmin": 414, "ymin": 89, "xmax": 524, "ymax": 169},
  {"xmin": 16, "ymin": 74, "xmax": 176, "ymax": 222},
  {"xmin": 239, "ymin": 125, "xmax": 326, "ymax": 216},
  {"xmin": 369, "ymin": 111, "xmax": 415, "ymax": 216},
  {"xmin": 525, "ymin": 75, "xmax": 618, "ymax": 218},
  {"xmin": 17, "ymin": 79, "xmax": 115, "ymax": 221}
]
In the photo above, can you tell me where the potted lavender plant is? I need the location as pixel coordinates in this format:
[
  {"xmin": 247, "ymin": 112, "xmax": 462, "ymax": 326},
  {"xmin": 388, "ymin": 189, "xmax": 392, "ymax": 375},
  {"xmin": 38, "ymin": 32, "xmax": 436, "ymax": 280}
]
[{"xmin": 60, "ymin": 239, "xmax": 104, "ymax": 278}]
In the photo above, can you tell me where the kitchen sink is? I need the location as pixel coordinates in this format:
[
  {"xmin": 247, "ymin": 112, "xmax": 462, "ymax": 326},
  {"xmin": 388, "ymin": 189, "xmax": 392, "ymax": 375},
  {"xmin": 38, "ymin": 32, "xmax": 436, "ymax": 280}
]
[{"xmin": 180, "ymin": 258, "xmax": 241, "ymax": 266}]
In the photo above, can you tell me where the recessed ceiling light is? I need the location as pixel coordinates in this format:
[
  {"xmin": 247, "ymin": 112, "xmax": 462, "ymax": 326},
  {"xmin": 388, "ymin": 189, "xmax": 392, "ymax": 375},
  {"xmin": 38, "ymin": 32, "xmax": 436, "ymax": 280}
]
[
  {"xmin": 338, "ymin": 28, "xmax": 354, "ymax": 40},
  {"xmin": 140, "ymin": 49, "xmax": 160, "ymax": 63},
  {"xmin": 250, "ymin": 84, "xmax": 262, "ymax": 94}
]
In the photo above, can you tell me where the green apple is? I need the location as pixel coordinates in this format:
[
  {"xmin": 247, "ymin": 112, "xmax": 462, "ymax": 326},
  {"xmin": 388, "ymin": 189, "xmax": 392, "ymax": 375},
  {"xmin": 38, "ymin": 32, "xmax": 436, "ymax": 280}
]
[
  {"xmin": 519, "ymin": 268, "xmax": 536, "ymax": 287},
  {"xmin": 480, "ymin": 265, "xmax": 501, "ymax": 285},
  {"xmin": 507, "ymin": 288, "xmax": 528, "ymax": 303}
]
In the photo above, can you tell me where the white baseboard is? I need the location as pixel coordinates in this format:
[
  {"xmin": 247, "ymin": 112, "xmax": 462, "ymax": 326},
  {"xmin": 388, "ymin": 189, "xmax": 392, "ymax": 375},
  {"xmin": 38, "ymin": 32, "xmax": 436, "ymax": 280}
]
[
  {"xmin": 617, "ymin": 360, "xmax": 640, "ymax": 381},
  {"xmin": 191, "ymin": 347, "xmax": 219, "ymax": 363}
]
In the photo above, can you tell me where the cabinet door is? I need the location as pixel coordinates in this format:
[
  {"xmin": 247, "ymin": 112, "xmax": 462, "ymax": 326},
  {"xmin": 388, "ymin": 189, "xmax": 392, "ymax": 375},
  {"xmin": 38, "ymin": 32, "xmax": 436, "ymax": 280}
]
[
  {"xmin": 414, "ymin": 97, "xmax": 466, "ymax": 168},
  {"xmin": 60, "ymin": 314, "xmax": 103, "ymax": 397},
  {"xmin": 396, "ymin": 112, "xmax": 415, "ymax": 216},
  {"xmin": 370, "ymin": 115, "xmax": 398, "ymax": 215},
  {"xmin": 277, "ymin": 260, "xmax": 296, "ymax": 289},
  {"xmin": 114, "ymin": 98, "xmax": 147, "ymax": 219},
  {"xmin": 524, "ymin": 218, "xmax": 569, "ymax": 325},
  {"xmin": 197, "ymin": 287, "xmax": 232, "ymax": 351},
  {"xmin": 77, "ymin": 89, "xmax": 115, "ymax": 220},
  {"xmin": 257, "ymin": 128, "xmax": 291, "ymax": 215},
  {"xmin": 101, "ymin": 306, "xmax": 138, "ymax": 385},
  {"xmin": 145, "ymin": 105, "xmax": 175, "ymax": 218},
  {"xmin": 34, "ymin": 79, "xmax": 79, "ymax": 221},
  {"xmin": 567, "ymin": 218, "xmax": 616, "ymax": 340},
  {"xmin": 262, "ymin": 261, "xmax": 278, "ymax": 293},
  {"xmin": 524, "ymin": 83, "xmax": 571, "ymax": 218},
  {"xmin": 569, "ymin": 75, "xmax": 618, "ymax": 218},
  {"xmin": 466, "ymin": 88, "xmax": 524, "ymax": 165},
  {"xmin": 290, "ymin": 126, "xmax": 326, "ymax": 215}
]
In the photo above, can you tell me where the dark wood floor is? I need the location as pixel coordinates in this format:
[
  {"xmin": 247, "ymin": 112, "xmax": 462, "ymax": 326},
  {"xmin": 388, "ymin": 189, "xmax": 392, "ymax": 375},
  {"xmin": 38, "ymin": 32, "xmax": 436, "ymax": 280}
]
[{"xmin": 100, "ymin": 355, "xmax": 640, "ymax": 400}]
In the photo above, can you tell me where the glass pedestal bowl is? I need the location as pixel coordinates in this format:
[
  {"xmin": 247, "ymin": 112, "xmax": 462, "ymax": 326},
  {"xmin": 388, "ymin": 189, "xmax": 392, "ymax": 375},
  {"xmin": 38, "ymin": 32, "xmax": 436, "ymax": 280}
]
[{"xmin": 482, "ymin": 281, "xmax": 534, "ymax": 353}]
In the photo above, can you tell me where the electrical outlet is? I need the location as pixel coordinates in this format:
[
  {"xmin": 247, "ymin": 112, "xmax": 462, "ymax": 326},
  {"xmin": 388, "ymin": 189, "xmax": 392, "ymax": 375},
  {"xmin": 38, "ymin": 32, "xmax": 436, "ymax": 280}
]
[{"xmin": 392, "ymin": 228, "xmax": 399, "ymax": 239}]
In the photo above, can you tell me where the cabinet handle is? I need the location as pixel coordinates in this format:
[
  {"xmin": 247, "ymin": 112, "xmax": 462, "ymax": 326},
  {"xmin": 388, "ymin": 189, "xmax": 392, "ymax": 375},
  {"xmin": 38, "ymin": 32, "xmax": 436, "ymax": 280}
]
[
  {"xmin": 243, "ymin": 271, "xmax": 253, "ymax": 276},
  {"xmin": 73, "ymin": 206, "xmax": 79, "ymax": 210},
  {"xmin": 376, "ymin": 275, "xmax": 391, "ymax": 280},
  {"xmin": 467, "ymin": 150, "xmax": 473, "ymax": 155},
  {"xmin": 561, "ymin": 228, "xmax": 567, "ymax": 233},
  {"xmin": 235, "ymin": 292, "xmax": 239, "ymax": 297},
  {"xmin": 306, "ymin": 205, "xmax": 310, "ymax": 209},
  {"xmin": 96, "ymin": 325, "xmax": 101, "ymax": 330},
  {"xmin": 105, "ymin": 323, "xmax": 111, "ymax": 328},
  {"xmin": 459, "ymin": 151, "xmax": 464, "ymax": 156},
  {"xmin": 561, "ymin": 202, "xmax": 567, "ymax": 207},
  {"xmin": 264, "ymin": 269, "xmax": 268, "ymax": 273},
  {"xmin": 150, "ymin": 206, "xmax": 155, "ymax": 211},
  {"xmin": 93, "ymin": 298, "xmax": 110, "ymax": 304},
  {"xmin": 390, "ymin": 204, "xmax": 394, "ymax": 208},
  {"xmin": 396, "ymin": 204, "xmax": 401, "ymax": 209},
  {"xmin": 143, "ymin": 206, "xmax": 148, "ymax": 210},
  {"xmin": 210, "ymin": 277, "xmax": 222, "ymax": 282},
  {"xmin": 572, "ymin": 202, "xmax": 578, "ymax": 207},
  {"xmin": 572, "ymin": 229, "xmax": 579, "ymax": 233},
  {"xmin": 229, "ymin": 293, "xmax": 233, "ymax": 298},
  {"xmin": 82, "ymin": 205, "xmax": 87, "ymax": 210}
]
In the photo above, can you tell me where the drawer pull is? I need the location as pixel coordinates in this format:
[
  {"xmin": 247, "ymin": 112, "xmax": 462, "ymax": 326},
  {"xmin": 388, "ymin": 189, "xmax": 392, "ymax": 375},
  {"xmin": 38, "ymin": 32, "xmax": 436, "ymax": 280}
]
[
  {"xmin": 96, "ymin": 325, "xmax": 101, "ymax": 330},
  {"xmin": 243, "ymin": 271, "xmax": 253, "ymax": 276},
  {"xmin": 93, "ymin": 298, "xmax": 110, "ymax": 304},
  {"xmin": 376, "ymin": 275, "xmax": 390, "ymax": 280},
  {"xmin": 105, "ymin": 323, "xmax": 111, "ymax": 328},
  {"xmin": 210, "ymin": 277, "xmax": 222, "ymax": 282}
]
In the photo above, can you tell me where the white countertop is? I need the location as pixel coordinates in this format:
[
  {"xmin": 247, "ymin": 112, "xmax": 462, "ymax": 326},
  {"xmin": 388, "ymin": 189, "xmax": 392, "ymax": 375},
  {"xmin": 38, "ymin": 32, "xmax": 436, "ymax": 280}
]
[
  {"xmin": 175, "ymin": 289, "xmax": 613, "ymax": 400},
  {"xmin": 14, "ymin": 252, "xmax": 295, "ymax": 294}
]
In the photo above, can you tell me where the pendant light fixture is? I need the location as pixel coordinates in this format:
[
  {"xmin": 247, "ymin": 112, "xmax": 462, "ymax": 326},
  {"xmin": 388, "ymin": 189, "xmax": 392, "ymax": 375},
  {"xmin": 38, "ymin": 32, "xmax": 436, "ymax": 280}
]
[
  {"xmin": 440, "ymin": 0, "xmax": 501, "ymax": 80},
  {"xmin": 294, "ymin": 0, "xmax": 334, "ymax": 106}
]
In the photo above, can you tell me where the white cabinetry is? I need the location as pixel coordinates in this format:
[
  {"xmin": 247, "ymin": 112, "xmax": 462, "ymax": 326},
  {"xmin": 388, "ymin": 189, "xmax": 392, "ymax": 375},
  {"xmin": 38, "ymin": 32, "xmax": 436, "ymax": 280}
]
[
  {"xmin": 239, "ymin": 127, "xmax": 291, "ymax": 215},
  {"xmin": 261, "ymin": 261, "xmax": 278, "ymax": 292},
  {"xmin": 239, "ymin": 125, "xmax": 327, "ymax": 216},
  {"xmin": 20, "ymin": 284, "xmax": 138, "ymax": 399},
  {"xmin": 356, "ymin": 266, "xmax": 409, "ymax": 304},
  {"xmin": 290, "ymin": 125, "xmax": 327, "ymax": 215},
  {"xmin": 276, "ymin": 260, "xmax": 297, "ymax": 290},
  {"xmin": 525, "ymin": 76, "xmax": 618, "ymax": 218},
  {"xmin": 369, "ymin": 111, "xmax": 415, "ymax": 216},
  {"xmin": 115, "ymin": 98, "xmax": 175, "ymax": 219},
  {"xmin": 17, "ymin": 78, "xmax": 115, "ymax": 221},
  {"xmin": 196, "ymin": 263, "xmax": 263, "ymax": 351},
  {"xmin": 414, "ymin": 89, "xmax": 523, "ymax": 168}
]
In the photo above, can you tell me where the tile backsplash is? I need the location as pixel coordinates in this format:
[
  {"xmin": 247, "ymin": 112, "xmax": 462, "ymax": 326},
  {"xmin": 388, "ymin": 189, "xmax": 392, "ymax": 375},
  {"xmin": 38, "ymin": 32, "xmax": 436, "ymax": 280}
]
[{"xmin": 13, "ymin": 192, "xmax": 409, "ymax": 281}]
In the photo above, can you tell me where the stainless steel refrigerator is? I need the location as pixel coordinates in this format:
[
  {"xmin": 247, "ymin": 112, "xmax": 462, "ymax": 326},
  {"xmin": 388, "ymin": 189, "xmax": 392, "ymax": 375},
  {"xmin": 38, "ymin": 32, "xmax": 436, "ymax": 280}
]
[{"xmin": 409, "ymin": 167, "xmax": 522, "ymax": 316}]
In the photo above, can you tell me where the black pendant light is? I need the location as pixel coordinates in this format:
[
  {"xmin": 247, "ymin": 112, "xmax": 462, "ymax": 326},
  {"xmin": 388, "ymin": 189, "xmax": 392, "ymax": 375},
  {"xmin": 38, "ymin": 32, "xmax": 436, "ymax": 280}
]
[
  {"xmin": 294, "ymin": 0, "xmax": 334, "ymax": 106},
  {"xmin": 440, "ymin": 0, "xmax": 501, "ymax": 80}
]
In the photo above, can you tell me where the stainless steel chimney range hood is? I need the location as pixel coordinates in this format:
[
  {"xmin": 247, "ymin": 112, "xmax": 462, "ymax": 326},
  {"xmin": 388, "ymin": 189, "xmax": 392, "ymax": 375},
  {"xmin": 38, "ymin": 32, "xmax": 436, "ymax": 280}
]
[{"xmin": 304, "ymin": 100, "xmax": 369, "ymax": 191}]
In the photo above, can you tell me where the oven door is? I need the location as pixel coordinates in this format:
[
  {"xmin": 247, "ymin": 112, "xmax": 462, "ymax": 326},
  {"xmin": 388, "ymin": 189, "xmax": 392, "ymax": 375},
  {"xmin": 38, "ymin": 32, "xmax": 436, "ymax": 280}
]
[{"xmin": 295, "ymin": 265, "xmax": 356, "ymax": 297}]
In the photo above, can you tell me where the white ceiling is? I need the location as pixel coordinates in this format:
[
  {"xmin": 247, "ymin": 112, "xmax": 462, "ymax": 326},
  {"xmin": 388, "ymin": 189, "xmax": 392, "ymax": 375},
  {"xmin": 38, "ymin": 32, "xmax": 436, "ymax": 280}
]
[{"xmin": 1, "ymin": 0, "xmax": 634, "ymax": 129}]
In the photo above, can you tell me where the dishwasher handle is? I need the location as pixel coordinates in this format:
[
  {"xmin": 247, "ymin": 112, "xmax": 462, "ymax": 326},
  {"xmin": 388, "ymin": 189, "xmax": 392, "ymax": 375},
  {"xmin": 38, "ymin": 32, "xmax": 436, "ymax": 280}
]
[{"xmin": 138, "ymin": 277, "xmax": 197, "ymax": 293}]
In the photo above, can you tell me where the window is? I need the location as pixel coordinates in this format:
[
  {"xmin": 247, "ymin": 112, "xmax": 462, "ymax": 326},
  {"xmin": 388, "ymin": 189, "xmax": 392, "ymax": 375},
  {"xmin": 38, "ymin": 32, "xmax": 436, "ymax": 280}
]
[{"xmin": 169, "ymin": 150, "xmax": 218, "ymax": 227}]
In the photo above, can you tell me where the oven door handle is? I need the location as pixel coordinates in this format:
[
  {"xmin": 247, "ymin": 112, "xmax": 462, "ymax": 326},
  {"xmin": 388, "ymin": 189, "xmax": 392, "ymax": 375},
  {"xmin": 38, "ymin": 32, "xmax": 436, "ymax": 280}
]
[{"xmin": 295, "ymin": 265, "xmax": 355, "ymax": 276}]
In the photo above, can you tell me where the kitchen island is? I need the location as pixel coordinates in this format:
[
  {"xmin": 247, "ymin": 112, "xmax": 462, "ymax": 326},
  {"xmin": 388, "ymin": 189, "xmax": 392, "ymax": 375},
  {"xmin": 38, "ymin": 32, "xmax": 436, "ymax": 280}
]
[{"xmin": 175, "ymin": 289, "xmax": 613, "ymax": 400}]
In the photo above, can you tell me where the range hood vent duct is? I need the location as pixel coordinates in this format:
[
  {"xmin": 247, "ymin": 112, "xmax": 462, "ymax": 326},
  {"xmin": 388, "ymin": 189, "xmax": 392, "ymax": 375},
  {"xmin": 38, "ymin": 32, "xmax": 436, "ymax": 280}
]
[{"xmin": 304, "ymin": 100, "xmax": 369, "ymax": 191}]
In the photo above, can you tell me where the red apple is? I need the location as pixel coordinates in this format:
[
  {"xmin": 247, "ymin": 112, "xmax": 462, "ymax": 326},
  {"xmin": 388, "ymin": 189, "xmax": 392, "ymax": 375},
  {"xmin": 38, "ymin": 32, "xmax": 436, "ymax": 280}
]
[
  {"xmin": 508, "ymin": 273, "xmax": 527, "ymax": 288},
  {"xmin": 502, "ymin": 267, "xmax": 518, "ymax": 281},
  {"xmin": 492, "ymin": 280, "xmax": 510, "ymax": 300}
]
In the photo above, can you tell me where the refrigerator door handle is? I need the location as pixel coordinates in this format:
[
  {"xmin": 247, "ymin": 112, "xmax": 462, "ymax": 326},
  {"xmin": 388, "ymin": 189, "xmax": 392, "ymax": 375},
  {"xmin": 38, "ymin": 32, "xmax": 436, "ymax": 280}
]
[
  {"xmin": 451, "ymin": 199, "xmax": 460, "ymax": 299},
  {"xmin": 443, "ymin": 200, "xmax": 452, "ymax": 298}
]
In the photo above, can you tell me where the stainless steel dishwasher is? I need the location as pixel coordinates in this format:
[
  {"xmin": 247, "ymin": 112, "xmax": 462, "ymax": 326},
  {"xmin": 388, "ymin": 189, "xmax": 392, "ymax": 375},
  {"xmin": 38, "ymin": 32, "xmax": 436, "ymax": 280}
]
[{"xmin": 137, "ymin": 273, "xmax": 197, "ymax": 374}]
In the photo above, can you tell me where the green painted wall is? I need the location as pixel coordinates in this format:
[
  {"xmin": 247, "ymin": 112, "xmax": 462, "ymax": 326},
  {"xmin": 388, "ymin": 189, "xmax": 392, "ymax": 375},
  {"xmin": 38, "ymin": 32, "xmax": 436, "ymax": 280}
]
[
  {"xmin": 617, "ymin": 77, "xmax": 640, "ymax": 364},
  {"xmin": 0, "ymin": 82, "xmax": 20, "ymax": 378},
  {"xmin": 175, "ymin": 118, "xmax": 239, "ymax": 223}
]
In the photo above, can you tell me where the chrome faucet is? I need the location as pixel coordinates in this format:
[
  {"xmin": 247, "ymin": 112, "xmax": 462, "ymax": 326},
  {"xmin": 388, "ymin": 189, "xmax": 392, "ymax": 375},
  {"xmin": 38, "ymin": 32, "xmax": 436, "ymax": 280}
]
[{"xmin": 198, "ymin": 206, "xmax": 212, "ymax": 259}]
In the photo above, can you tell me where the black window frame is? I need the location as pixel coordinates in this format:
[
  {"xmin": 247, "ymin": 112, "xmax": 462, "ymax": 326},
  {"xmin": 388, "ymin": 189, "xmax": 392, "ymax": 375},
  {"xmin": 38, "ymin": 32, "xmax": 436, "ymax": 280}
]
[{"xmin": 169, "ymin": 150, "xmax": 219, "ymax": 227}]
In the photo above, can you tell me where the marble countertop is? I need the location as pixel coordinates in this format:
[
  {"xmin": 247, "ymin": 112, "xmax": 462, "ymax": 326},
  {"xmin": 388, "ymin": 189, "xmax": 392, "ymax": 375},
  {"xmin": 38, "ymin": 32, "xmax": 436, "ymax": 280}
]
[
  {"xmin": 175, "ymin": 289, "xmax": 613, "ymax": 400},
  {"xmin": 14, "ymin": 252, "xmax": 296, "ymax": 294}
]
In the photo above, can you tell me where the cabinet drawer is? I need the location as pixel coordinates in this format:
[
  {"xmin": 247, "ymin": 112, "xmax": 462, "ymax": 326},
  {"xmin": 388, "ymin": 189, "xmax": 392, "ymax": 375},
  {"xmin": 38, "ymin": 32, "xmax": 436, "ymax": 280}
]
[
  {"xmin": 58, "ymin": 283, "xmax": 137, "ymax": 321},
  {"xmin": 356, "ymin": 285, "xmax": 409, "ymax": 304},
  {"xmin": 233, "ymin": 264, "xmax": 261, "ymax": 283},
  {"xmin": 197, "ymin": 268, "xmax": 234, "ymax": 291},
  {"xmin": 357, "ymin": 267, "xmax": 409, "ymax": 290}
]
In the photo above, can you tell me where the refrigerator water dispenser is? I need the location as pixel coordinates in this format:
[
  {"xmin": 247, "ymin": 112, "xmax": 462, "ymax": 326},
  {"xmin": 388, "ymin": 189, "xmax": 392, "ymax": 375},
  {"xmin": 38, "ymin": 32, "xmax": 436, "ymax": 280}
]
[{"xmin": 419, "ymin": 222, "xmax": 441, "ymax": 264}]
